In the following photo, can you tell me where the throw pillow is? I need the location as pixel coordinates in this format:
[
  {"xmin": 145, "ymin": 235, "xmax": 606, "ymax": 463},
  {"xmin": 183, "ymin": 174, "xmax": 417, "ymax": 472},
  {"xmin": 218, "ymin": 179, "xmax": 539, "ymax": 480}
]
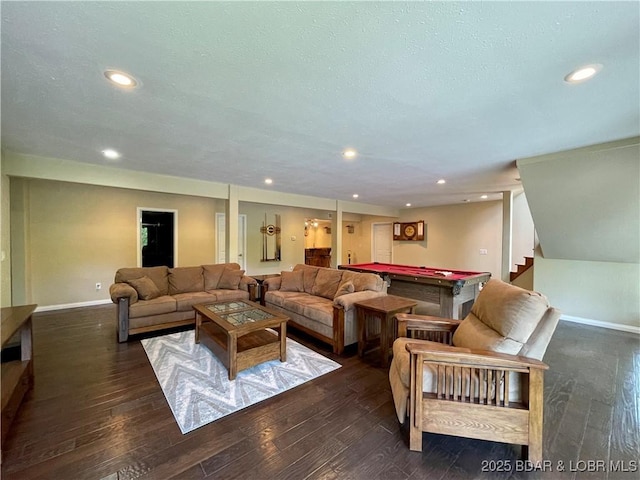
[
  {"xmin": 126, "ymin": 276, "xmax": 161, "ymax": 301},
  {"xmin": 311, "ymin": 268, "xmax": 343, "ymax": 300},
  {"xmin": 334, "ymin": 280, "xmax": 355, "ymax": 299},
  {"xmin": 280, "ymin": 270, "xmax": 304, "ymax": 292},
  {"xmin": 217, "ymin": 268, "xmax": 245, "ymax": 290}
]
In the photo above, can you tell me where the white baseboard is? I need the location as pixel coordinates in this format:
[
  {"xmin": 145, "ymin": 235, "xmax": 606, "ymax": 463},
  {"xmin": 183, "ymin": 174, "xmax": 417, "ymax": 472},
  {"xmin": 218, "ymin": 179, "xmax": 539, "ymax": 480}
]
[
  {"xmin": 35, "ymin": 299, "xmax": 112, "ymax": 313},
  {"xmin": 561, "ymin": 314, "xmax": 640, "ymax": 335}
]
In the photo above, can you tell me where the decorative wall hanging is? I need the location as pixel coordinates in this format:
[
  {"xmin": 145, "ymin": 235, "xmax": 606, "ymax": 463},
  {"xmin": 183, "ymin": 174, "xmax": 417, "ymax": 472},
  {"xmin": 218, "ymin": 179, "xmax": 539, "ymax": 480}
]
[
  {"xmin": 260, "ymin": 213, "xmax": 281, "ymax": 261},
  {"xmin": 393, "ymin": 220, "xmax": 425, "ymax": 241}
]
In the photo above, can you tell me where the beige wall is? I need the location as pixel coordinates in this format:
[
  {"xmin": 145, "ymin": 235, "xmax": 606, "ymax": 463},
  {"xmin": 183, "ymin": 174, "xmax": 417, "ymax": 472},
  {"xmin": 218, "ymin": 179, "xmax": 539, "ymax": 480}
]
[
  {"xmin": 393, "ymin": 202, "xmax": 503, "ymax": 278},
  {"xmin": 534, "ymin": 249, "xmax": 639, "ymax": 328},
  {"xmin": 10, "ymin": 178, "xmax": 222, "ymax": 308},
  {"xmin": 1, "ymin": 166, "xmax": 12, "ymax": 307}
]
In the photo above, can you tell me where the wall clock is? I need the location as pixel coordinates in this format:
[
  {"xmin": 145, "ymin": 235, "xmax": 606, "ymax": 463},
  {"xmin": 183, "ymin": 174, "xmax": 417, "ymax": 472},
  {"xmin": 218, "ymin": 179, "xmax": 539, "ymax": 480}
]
[{"xmin": 393, "ymin": 221, "xmax": 425, "ymax": 241}]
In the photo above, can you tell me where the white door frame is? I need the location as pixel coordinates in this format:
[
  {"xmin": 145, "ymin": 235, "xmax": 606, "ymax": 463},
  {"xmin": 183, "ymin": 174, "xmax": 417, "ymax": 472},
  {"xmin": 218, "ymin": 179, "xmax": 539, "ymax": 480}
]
[
  {"xmin": 371, "ymin": 221, "xmax": 393, "ymax": 263},
  {"xmin": 216, "ymin": 213, "xmax": 247, "ymax": 270},
  {"xmin": 137, "ymin": 207, "xmax": 178, "ymax": 267}
]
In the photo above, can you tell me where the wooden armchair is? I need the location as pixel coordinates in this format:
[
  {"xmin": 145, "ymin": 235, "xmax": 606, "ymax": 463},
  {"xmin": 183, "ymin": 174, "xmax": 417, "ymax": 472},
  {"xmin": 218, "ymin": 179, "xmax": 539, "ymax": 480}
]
[{"xmin": 388, "ymin": 279, "xmax": 560, "ymax": 462}]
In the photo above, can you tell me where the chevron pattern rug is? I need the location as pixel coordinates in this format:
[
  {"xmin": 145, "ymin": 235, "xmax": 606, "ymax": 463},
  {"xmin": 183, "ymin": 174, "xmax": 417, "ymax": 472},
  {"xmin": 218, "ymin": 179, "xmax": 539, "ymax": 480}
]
[{"xmin": 141, "ymin": 329, "xmax": 341, "ymax": 434}]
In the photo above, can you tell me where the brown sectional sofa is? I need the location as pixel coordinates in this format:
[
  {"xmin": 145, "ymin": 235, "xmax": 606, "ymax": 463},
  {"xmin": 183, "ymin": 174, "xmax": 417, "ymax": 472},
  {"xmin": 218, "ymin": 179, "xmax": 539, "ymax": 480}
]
[
  {"xmin": 262, "ymin": 264, "xmax": 387, "ymax": 354},
  {"xmin": 110, "ymin": 263, "xmax": 257, "ymax": 342}
]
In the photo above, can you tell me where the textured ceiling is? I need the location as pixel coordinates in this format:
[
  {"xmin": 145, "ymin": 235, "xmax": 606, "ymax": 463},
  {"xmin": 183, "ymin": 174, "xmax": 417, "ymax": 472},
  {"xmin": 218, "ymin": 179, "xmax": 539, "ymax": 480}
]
[{"xmin": 2, "ymin": 2, "xmax": 639, "ymax": 208}]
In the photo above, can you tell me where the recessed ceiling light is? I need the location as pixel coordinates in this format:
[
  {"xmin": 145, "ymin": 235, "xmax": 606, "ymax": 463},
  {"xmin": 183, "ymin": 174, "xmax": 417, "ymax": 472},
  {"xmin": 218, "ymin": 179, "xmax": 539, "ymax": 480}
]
[
  {"xmin": 564, "ymin": 64, "xmax": 602, "ymax": 84},
  {"xmin": 101, "ymin": 148, "xmax": 120, "ymax": 160},
  {"xmin": 406, "ymin": 203, "xmax": 412, "ymax": 207},
  {"xmin": 104, "ymin": 70, "xmax": 138, "ymax": 88},
  {"xmin": 352, "ymin": 194, "xmax": 359, "ymax": 199},
  {"xmin": 437, "ymin": 179, "xmax": 446, "ymax": 184},
  {"xmin": 343, "ymin": 148, "xmax": 357, "ymax": 159},
  {"xmin": 480, "ymin": 194, "xmax": 488, "ymax": 199},
  {"xmin": 264, "ymin": 178, "xmax": 273, "ymax": 185}
]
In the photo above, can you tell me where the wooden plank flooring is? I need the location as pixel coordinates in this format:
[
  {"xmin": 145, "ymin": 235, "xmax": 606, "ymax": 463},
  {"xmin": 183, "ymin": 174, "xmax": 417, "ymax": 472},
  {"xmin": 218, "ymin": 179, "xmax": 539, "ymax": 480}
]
[{"xmin": 1, "ymin": 305, "xmax": 638, "ymax": 479}]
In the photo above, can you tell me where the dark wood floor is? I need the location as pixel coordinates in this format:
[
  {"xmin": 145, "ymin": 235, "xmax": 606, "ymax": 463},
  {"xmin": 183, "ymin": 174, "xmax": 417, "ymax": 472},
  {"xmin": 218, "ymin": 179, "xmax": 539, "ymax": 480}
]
[{"xmin": 1, "ymin": 305, "xmax": 638, "ymax": 479}]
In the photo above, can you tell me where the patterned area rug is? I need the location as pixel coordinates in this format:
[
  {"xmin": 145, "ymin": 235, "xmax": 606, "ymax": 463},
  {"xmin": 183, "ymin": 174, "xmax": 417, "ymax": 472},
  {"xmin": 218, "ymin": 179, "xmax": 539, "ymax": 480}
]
[{"xmin": 141, "ymin": 329, "xmax": 341, "ymax": 434}]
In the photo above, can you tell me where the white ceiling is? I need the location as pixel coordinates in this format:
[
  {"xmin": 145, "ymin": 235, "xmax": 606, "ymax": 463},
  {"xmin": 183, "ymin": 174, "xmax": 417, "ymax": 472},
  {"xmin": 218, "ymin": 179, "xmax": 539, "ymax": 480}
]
[{"xmin": 2, "ymin": 2, "xmax": 639, "ymax": 208}]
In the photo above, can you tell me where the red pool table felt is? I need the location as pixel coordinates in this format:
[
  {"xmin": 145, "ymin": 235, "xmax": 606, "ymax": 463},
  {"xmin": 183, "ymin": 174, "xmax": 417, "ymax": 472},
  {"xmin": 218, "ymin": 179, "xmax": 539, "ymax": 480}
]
[{"xmin": 340, "ymin": 262, "xmax": 485, "ymax": 281}]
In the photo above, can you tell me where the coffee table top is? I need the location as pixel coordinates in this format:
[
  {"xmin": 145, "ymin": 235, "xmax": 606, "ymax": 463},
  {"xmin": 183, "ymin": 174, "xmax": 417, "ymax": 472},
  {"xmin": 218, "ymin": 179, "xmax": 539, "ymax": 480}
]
[
  {"xmin": 194, "ymin": 300, "xmax": 288, "ymax": 332},
  {"xmin": 354, "ymin": 295, "xmax": 418, "ymax": 314}
]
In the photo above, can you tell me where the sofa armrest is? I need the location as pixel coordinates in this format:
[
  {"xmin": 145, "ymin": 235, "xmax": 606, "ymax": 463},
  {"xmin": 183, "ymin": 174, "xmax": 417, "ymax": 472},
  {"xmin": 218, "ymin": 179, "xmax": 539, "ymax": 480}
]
[
  {"xmin": 333, "ymin": 290, "xmax": 386, "ymax": 311},
  {"xmin": 240, "ymin": 275, "xmax": 258, "ymax": 288},
  {"xmin": 109, "ymin": 282, "xmax": 138, "ymax": 305},
  {"xmin": 263, "ymin": 276, "xmax": 282, "ymax": 290}
]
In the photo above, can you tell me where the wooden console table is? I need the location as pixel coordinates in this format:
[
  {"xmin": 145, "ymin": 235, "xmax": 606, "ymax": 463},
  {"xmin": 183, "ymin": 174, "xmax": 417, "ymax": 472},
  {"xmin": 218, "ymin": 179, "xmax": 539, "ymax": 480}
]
[{"xmin": 1, "ymin": 304, "xmax": 36, "ymax": 454}]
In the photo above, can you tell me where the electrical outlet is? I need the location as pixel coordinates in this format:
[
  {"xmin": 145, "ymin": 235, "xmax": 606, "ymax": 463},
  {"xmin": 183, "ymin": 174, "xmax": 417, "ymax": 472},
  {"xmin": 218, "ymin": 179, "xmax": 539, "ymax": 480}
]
[
  {"xmin": 96, "ymin": 282, "xmax": 102, "ymax": 290},
  {"xmin": 479, "ymin": 249, "xmax": 488, "ymax": 255}
]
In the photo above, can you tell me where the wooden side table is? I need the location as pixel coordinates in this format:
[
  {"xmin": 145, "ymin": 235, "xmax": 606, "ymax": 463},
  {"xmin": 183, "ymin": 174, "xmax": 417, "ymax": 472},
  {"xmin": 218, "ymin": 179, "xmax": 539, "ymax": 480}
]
[
  {"xmin": 250, "ymin": 274, "xmax": 281, "ymax": 306},
  {"xmin": 354, "ymin": 295, "xmax": 417, "ymax": 367},
  {"xmin": 1, "ymin": 304, "xmax": 37, "ymax": 456}
]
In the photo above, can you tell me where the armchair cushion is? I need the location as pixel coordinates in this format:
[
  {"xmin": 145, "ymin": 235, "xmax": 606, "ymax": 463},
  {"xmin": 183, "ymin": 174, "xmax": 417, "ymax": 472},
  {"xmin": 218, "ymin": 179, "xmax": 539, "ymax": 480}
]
[
  {"xmin": 466, "ymin": 279, "xmax": 549, "ymax": 344},
  {"xmin": 452, "ymin": 313, "xmax": 523, "ymax": 355}
]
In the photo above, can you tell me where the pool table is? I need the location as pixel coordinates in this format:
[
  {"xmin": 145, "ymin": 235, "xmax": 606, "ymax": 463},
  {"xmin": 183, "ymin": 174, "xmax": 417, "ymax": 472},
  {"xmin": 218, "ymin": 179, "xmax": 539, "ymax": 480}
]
[{"xmin": 338, "ymin": 262, "xmax": 491, "ymax": 319}]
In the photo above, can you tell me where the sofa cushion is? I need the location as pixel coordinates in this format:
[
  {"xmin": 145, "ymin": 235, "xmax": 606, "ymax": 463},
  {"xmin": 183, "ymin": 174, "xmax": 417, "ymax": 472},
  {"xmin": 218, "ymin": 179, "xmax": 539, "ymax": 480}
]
[
  {"xmin": 129, "ymin": 295, "xmax": 176, "ymax": 318},
  {"xmin": 341, "ymin": 270, "xmax": 383, "ymax": 292},
  {"xmin": 217, "ymin": 268, "xmax": 245, "ymax": 290},
  {"xmin": 173, "ymin": 292, "xmax": 218, "ymax": 312},
  {"xmin": 169, "ymin": 267, "xmax": 204, "ymax": 294},
  {"xmin": 302, "ymin": 298, "xmax": 334, "ymax": 328},
  {"xmin": 265, "ymin": 291, "xmax": 307, "ymax": 308},
  {"xmin": 211, "ymin": 289, "xmax": 251, "ymax": 302},
  {"xmin": 115, "ymin": 266, "xmax": 169, "ymax": 296},
  {"xmin": 334, "ymin": 280, "xmax": 355, "ymax": 299},
  {"xmin": 203, "ymin": 264, "xmax": 228, "ymax": 290},
  {"xmin": 126, "ymin": 276, "xmax": 161, "ymax": 300},
  {"xmin": 293, "ymin": 264, "xmax": 319, "ymax": 293},
  {"xmin": 311, "ymin": 269, "xmax": 343, "ymax": 299},
  {"xmin": 280, "ymin": 270, "xmax": 304, "ymax": 292}
]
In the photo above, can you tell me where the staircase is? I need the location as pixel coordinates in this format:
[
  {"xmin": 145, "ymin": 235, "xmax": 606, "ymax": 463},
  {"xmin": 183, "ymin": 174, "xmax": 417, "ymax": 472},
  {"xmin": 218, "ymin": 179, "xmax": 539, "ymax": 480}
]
[{"xmin": 510, "ymin": 256, "xmax": 534, "ymax": 282}]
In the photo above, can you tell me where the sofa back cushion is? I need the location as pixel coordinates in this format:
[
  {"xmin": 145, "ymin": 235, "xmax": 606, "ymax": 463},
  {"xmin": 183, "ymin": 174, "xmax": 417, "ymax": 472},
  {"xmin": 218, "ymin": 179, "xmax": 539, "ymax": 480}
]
[
  {"xmin": 115, "ymin": 266, "xmax": 169, "ymax": 296},
  {"xmin": 217, "ymin": 268, "xmax": 245, "ymax": 290},
  {"xmin": 280, "ymin": 270, "xmax": 304, "ymax": 292},
  {"xmin": 311, "ymin": 268, "xmax": 343, "ymax": 300},
  {"xmin": 203, "ymin": 263, "xmax": 242, "ymax": 290},
  {"xmin": 168, "ymin": 266, "xmax": 204, "ymax": 294},
  {"xmin": 293, "ymin": 264, "xmax": 320, "ymax": 293},
  {"xmin": 341, "ymin": 270, "xmax": 384, "ymax": 292}
]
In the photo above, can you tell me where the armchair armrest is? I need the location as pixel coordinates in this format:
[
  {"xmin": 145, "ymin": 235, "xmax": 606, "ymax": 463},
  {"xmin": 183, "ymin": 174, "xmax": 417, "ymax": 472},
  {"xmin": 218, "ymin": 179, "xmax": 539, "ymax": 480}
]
[
  {"xmin": 395, "ymin": 313, "xmax": 461, "ymax": 344},
  {"xmin": 405, "ymin": 340, "xmax": 549, "ymax": 371}
]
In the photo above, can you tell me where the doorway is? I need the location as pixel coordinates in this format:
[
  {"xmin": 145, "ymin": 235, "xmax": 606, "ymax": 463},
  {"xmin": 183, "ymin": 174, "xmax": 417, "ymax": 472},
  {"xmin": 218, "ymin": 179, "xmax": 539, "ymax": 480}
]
[
  {"xmin": 372, "ymin": 222, "xmax": 393, "ymax": 263},
  {"xmin": 138, "ymin": 209, "xmax": 177, "ymax": 267},
  {"xmin": 216, "ymin": 213, "xmax": 247, "ymax": 270}
]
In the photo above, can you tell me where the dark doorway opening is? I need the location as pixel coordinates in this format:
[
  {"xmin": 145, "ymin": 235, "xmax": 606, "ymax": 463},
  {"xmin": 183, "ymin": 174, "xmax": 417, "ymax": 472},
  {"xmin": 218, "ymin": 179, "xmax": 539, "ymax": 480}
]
[{"xmin": 141, "ymin": 211, "xmax": 175, "ymax": 267}]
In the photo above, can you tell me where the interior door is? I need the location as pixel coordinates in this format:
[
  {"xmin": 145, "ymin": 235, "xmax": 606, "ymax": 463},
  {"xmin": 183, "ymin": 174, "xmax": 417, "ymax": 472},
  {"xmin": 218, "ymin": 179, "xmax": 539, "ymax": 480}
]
[
  {"xmin": 372, "ymin": 222, "xmax": 393, "ymax": 263},
  {"xmin": 216, "ymin": 213, "xmax": 247, "ymax": 270},
  {"xmin": 138, "ymin": 208, "xmax": 177, "ymax": 267}
]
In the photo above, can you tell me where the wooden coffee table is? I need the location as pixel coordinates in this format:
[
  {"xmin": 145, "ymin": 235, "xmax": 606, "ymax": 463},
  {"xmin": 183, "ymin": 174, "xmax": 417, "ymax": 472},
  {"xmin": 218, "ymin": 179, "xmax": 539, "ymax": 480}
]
[
  {"xmin": 354, "ymin": 295, "xmax": 417, "ymax": 367},
  {"xmin": 193, "ymin": 300, "xmax": 288, "ymax": 380}
]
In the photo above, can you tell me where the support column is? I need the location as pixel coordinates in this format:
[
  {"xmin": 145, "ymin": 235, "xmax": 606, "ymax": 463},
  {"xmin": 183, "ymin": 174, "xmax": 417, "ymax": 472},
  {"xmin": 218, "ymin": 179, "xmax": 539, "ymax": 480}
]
[
  {"xmin": 332, "ymin": 202, "xmax": 343, "ymax": 268},
  {"xmin": 502, "ymin": 190, "xmax": 513, "ymax": 282},
  {"xmin": 225, "ymin": 185, "xmax": 239, "ymax": 263}
]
